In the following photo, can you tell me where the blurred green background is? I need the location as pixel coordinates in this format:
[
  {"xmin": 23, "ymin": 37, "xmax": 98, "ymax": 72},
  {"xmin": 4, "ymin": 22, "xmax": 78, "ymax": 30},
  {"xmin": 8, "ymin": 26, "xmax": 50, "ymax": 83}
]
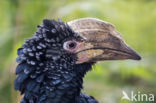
[{"xmin": 0, "ymin": 0, "xmax": 156, "ymax": 103}]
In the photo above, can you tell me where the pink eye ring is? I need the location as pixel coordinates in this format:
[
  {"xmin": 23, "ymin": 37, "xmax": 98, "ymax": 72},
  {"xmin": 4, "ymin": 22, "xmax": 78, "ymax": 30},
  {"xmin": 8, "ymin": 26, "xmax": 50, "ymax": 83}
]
[{"xmin": 63, "ymin": 40, "xmax": 78, "ymax": 52}]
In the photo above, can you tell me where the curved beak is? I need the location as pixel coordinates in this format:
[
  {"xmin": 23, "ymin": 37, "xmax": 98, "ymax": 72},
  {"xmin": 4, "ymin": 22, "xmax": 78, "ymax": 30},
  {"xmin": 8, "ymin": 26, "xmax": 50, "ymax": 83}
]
[{"xmin": 68, "ymin": 18, "xmax": 141, "ymax": 64}]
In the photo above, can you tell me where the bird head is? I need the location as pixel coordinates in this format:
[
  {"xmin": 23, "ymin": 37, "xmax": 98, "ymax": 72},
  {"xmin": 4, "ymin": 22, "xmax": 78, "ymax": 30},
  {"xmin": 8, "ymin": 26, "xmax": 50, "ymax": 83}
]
[
  {"xmin": 15, "ymin": 18, "xmax": 141, "ymax": 102},
  {"xmin": 17, "ymin": 18, "xmax": 141, "ymax": 70}
]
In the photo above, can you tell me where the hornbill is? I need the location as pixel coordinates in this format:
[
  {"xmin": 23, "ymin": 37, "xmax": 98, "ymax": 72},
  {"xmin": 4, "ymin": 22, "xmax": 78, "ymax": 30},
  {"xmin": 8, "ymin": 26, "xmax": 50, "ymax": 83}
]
[{"xmin": 14, "ymin": 18, "xmax": 141, "ymax": 103}]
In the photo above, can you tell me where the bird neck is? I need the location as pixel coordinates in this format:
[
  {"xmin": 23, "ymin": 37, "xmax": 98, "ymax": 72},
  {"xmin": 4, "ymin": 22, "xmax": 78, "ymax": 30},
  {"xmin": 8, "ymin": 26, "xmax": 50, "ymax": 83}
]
[{"xmin": 40, "ymin": 63, "xmax": 93, "ymax": 103}]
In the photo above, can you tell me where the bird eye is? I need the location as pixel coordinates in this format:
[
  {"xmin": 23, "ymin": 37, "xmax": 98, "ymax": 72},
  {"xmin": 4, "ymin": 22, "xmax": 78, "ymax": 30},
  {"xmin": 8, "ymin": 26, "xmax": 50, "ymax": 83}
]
[
  {"xmin": 68, "ymin": 42, "xmax": 76, "ymax": 49},
  {"xmin": 63, "ymin": 40, "xmax": 78, "ymax": 52}
]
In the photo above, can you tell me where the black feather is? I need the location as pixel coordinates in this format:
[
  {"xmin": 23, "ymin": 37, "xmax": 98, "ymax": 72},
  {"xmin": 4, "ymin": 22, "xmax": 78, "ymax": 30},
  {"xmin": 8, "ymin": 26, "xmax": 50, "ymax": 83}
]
[{"xmin": 14, "ymin": 19, "xmax": 98, "ymax": 103}]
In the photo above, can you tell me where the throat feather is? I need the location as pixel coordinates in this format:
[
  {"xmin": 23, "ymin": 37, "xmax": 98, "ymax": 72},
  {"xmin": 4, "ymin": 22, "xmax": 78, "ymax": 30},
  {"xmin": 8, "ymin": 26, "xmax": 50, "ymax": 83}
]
[{"xmin": 15, "ymin": 62, "xmax": 92, "ymax": 103}]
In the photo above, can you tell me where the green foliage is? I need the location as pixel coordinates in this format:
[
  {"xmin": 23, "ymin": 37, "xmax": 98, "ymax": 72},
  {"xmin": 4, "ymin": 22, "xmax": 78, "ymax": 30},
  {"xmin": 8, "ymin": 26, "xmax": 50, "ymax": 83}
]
[{"xmin": 0, "ymin": 0, "xmax": 155, "ymax": 103}]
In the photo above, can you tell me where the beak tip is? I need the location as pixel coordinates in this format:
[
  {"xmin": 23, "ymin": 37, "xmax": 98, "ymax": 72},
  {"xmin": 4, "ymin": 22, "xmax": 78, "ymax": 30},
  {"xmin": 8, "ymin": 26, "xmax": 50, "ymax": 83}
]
[
  {"xmin": 126, "ymin": 47, "xmax": 141, "ymax": 61},
  {"xmin": 135, "ymin": 55, "xmax": 141, "ymax": 60},
  {"xmin": 132, "ymin": 52, "xmax": 141, "ymax": 60}
]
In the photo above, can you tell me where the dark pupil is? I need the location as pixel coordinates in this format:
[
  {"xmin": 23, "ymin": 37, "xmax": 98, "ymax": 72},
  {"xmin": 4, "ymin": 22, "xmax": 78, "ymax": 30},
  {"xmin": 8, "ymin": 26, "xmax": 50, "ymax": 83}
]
[{"xmin": 68, "ymin": 42, "xmax": 76, "ymax": 49}]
